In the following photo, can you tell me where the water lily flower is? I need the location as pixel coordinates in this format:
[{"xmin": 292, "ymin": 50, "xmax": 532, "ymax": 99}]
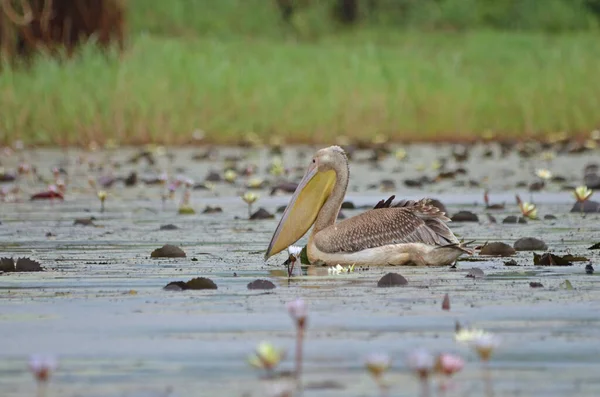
[
  {"xmin": 28, "ymin": 354, "xmax": 57, "ymax": 383},
  {"xmin": 248, "ymin": 341, "xmax": 285, "ymax": 372},
  {"xmin": 455, "ymin": 328, "xmax": 500, "ymax": 362},
  {"xmin": 247, "ymin": 177, "xmax": 264, "ymax": 189},
  {"xmin": 395, "ymin": 148, "xmax": 407, "ymax": 160},
  {"xmin": 535, "ymin": 169, "xmax": 552, "ymax": 180},
  {"xmin": 97, "ymin": 190, "xmax": 107, "ymax": 213},
  {"xmin": 224, "ymin": 169, "xmax": 237, "ymax": 183},
  {"xmin": 288, "ymin": 245, "xmax": 302, "ymax": 257},
  {"xmin": 574, "ymin": 186, "xmax": 593, "ymax": 203},
  {"xmin": 519, "ymin": 201, "xmax": 538, "ymax": 220},
  {"xmin": 269, "ymin": 157, "xmax": 285, "ymax": 177},
  {"xmin": 406, "ymin": 348, "xmax": 435, "ymax": 379},
  {"xmin": 473, "ymin": 333, "xmax": 501, "ymax": 362},
  {"xmin": 365, "ymin": 353, "xmax": 391, "ymax": 379},
  {"xmin": 242, "ymin": 192, "xmax": 259, "ymax": 218},
  {"xmin": 287, "ymin": 298, "xmax": 307, "ymax": 327},
  {"xmin": 434, "ymin": 353, "xmax": 464, "ymax": 376}
]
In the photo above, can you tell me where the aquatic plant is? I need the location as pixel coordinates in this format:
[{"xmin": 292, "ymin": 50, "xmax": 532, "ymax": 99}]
[
  {"xmin": 242, "ymin": 192, "xmax": 260, "ymax": 218},
  {"xmin": 248, "ymin": 341, "xmax": 286, "ymax": 377},
  {"xmin": 286, "ymin": 298, "xmax": 307, "ymax": 389},
  {"xmin": 406, "ymin": 349, "xmax": 435, "ymax": 397},
  {"xmin": 455, "ymin": 327, "xmax": 500, "ymax": 397},
  {"xmin": 535, "ymin": 169, "xmax": 552, "ymax": 181},
  {"xmin": 574, "ymin": 186, "xmax": 593, "ymax": 203},
  {"xmin": 224, "ymin": 169, "xmax": 238, "ymax": 183},
  {"xmin": 327, "ymin": 264, "xmax": 355, "ymax": 275},
  {"xmin": 97, "ymin": 190, "xmax": 107, "ymax": 213},
  {"xmin": 28, "ymin": 354, "xmax": 57, "ymax": 397},
  {"xmin": 365, "ymin": 353, "xmax": 391, "ymax": 397},
  {"xmin": 434, "ymin": 353, "xmax": 464, "ymax": 394}
]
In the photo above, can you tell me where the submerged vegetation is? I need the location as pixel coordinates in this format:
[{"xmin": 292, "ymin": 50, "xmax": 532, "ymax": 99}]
[{"xmin": 1, "ymin": 0, "xmax": 600, "ymax": 145}]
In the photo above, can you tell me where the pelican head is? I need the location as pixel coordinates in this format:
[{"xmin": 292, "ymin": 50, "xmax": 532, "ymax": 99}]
[{"xmin": 265, "ymin": 146, "xmax": 347, "ymax": 260}]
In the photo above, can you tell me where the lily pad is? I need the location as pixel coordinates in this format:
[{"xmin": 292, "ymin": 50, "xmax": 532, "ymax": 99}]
[
  {"xmin": 249, "ymin": 208, "xmax": 274, "ymax": 220},
  {"xmin": 0, "ymin": 257, "xmax": 44, "ymax": 272},
  {"xmin": 151, "ymin": 244, "xmax": 186, "ymax": 258},
  {"xmin": 164, "ymin": 277, "xmax": 217, "ymax": 290},
  {"xmin": 377, "ymin": 273, "xmax": 408, "ymax": 287},
  {"xmin": 159, "ymin": 224, "xmax": 179, "ymax": 230},
  {"xmin": 533, "ymin": 253, "xmax": 588, "ymax": 266},
  {"xmin": 514, "ymin": 237, "xmax": 548, "ymax": 251},
  {"xmin": 466, "ymin": 268, "xmax": 485, "ymax": 278},
  {"xmin": 502, "ymin": 215, "xmax": 527, "ymax": 224},
  {"xmin": 480, "ymin": 242, "xmax": 516, "ymax": 257},
  {"xmin": 451, "ymin": 211, "xmax": 479, "ymax": 222},
  {"xmin": 247, "ymin": 279, "xmax": 276, "ymax": 290},
  {"xmin": 588, "ymin": 242, "xmax": 600, "ymax": 250}
]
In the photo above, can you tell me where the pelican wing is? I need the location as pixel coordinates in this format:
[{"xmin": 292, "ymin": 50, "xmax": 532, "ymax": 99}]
[{"xmin": 314, "ymin": 199, "xmax": 459, "ymax": 253}]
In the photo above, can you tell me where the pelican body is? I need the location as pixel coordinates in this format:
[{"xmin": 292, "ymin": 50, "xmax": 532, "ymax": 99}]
[{"xmin": 265, "ymin": 146, "xmax": 471, "ymax": 267}]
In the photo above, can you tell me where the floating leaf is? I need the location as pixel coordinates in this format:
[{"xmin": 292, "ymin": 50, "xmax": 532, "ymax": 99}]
[
  {"xmin": 560, "ymin": 280, "xmax": 574, "ymax": 290},
  {"xmin": 588, "ymin": 242, "xmax": 600, "ymax": 250},
  {"xmin": 533, "ymin": 253, "xmax": 587, "ymax": 266}
]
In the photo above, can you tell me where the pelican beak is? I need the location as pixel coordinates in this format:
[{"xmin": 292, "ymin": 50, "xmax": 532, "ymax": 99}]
[{"xmin": 265, "ymin": 163, "xmax": 336, "ymax": 260}]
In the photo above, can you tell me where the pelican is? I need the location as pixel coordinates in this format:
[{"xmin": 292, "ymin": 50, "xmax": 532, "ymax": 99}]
[{"xmin": 265, "ymin": 146, "xmax": 471, "ymax": 266}]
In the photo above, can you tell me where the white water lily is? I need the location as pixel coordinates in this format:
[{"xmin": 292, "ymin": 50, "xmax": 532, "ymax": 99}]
[
  {"xmin": 535, "ymin": 168, "xmax": 552, "ymax": 180},
  {"xmin": 455, "ymin": 328, "xmax": 501, "ymax": 361},
  {"xmin": 327, "ymin": 264, "xmax": 355, "ymax": 275}
]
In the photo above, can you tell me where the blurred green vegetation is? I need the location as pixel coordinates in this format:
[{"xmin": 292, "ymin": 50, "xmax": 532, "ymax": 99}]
[{"xmin": 1, "ymin": 0, "xmax": 600, "ymax": 146}]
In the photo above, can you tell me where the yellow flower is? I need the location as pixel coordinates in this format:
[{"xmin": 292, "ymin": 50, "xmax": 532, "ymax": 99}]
[
  {"xmin": 248, "ymin": 341, "xmax": 285, "ymax": 371},
  {"xmin": 247, "ymin": 177, "xmax": 264, "ymax": 189},
  {"xmin": 224, "ymin": 169, "xmax": 237, "ymax": 183},
  {"xmin": 519, "ymin": 202, "xmax": 538, "ymax": 220},
  {"xmin": 242, "ymin": 192, "xmax": 259, "ymax": 205},
  {"xmin": 269, "ymin": 157, "xmax": 285, "ymax": 177},
  {"xmin": 455, "ymin": 328, "xmax": 491, "ymax": 344},
  {"xmin": 574, "ymin": 186, "xmax": 593, "ymax": 202},
  {"xmin": 97, "ymin": 190, "xmax": 107, "ymax": 201},
  {"xmin": 395, "ymin": 148, "xmax": 407, "ymax": 160},
  {"xmin": 535, "ymin": 169, "xmax": 552, "ymax": 180}
]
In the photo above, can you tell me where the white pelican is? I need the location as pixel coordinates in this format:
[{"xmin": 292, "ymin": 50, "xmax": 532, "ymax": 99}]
[{"xmin": 265, "ymin": 145, "xmax": 471, "ymax": 266}]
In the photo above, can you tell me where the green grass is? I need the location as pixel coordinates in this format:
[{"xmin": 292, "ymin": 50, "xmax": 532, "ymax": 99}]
[{"xmin": 2, "ymin": 30, "xmax": 600, "ymax": 145}]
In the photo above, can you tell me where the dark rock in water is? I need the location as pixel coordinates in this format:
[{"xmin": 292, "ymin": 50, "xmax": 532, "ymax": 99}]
[
  {"xmin": 341, "ymin": 201, "xmax": 355, "ymax": 209},
  {"xmin": 502, "ymin": 215, "xmax": 527, "ymax": 224},
  {"xmin": 514, "ymin": 237, "xmax": 548, "ymax": 251},
  {"xmin": 202, "ymin": 206, "xmax": 222, "ymax": 214},
  {"xmin": 529, "ymin": 181, "xmax": 545, "ymax": 192},
  {"xmin": 544, "ymin": 214, "xmax": 557, "ymax": 220},
  {"xmin": 585, "ymin": 264, "xmax": 594, "ymax": 274},
  {"xmin": 270, "ymin": 182, "xmax": 299, "ymax": 196},
  {"xmin": 74, "ymin": 217, "xmax": 95, "ymax": 226},
  {"xmin": 151, "ymin": 244, "xmax": 186, "ymax": 258},
  {"xmin": 0, "ymin": 172, "xmax": 16, "ymax": 182},
  {"xmin": 185, "ymin": 277, "xmax": 217, "ymax": 290},
  {"xmin": 204, "ymin": 171, "xmax": 221, "ymax": 182},
  {"xmin": 164, "ymin": 277, "xmax": 218, "ymax": 290},
  {"xmin": 529, "ymin": 282, "xmax": 544, "ymax": 288},
  {"xmin": 124, "ymin": 171, "xmax": 137, "ymax": 187},
  {"xmin": 249, "ymin": 208, "xmax": 274, "ymax": 220},
  {"xmin": 504, "ymin": 259, "xmax": 519, "ymax": 266},
  {"xmin": 160, "ymin": 224, "xmax": 179, "ymax": 230},
  {"xmin": 584, "ymin": 173, "xmax": 600, "ymax": 189},
  {"xmin": 0, "ymin": 257, "xmax": 43, "ymax": 272},
  {"xmin": 451, "ymin": 211, "xmax": 478, "ymax": 222},
  {"xmin": 0, "ymin": 257, "xmax": 15, "ymax": 272},
  {"xmin": 480, "ymin": 242, "xmax": 516, "ymax": 256},
  {"xmin": 589, "ymin": 242, "xmax": 600, "ymax": 250},
  {"xmin": 276, "ymin": 205, "xmax": 287, "ymax": 213},
  {"xmin": 380, "ymin": 179, "xmax": 396, "ymax": 192},
  {"xmin": 466, "ymin": 268, "xmax": 485, "ymax": 278},
  {"xmin": 164, "ymin": 281, "xmax": 187, "ymax": 291},
  {"xmin": 377, "ymin": 273, "xmax": 408, "ymax": 287},
  {"xmin": 403, "ymin": 178, "xmax": 423, "ymax": 188},
  {"xmin": 570, "ymin": 200, "xmax": 600, "ymax": 213},
  {"xmin": 533, "ymin": 253, "xmax": 587, "ymax": 266},
  {"xmin": 247, "ymin": 279, "xmax": 276, "ymax": 290}
]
